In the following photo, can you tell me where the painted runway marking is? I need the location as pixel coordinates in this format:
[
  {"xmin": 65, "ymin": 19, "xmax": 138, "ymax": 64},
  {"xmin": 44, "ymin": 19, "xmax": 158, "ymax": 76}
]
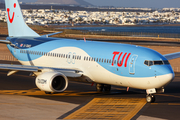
[
  {"xmin": 157, "ymin": 93, "xmax": 180, "ymax": 99},
  {"xmin": 151, "ymin": 103, "xmax": 180, "ymax": 106},
  {"xmin": 64, "ymin": 98, "xmax": 146, "ymax": 119}
]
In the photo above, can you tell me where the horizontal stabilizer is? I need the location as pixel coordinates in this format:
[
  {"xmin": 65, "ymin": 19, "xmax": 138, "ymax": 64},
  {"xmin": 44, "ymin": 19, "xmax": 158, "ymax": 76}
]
[
  {"xmin": 0, "ymin": 40, "xmax": 11, "ymax": 44},
  {"xmin": 41, "ymin": 31, "xmax": 63, "ymax": 38}
]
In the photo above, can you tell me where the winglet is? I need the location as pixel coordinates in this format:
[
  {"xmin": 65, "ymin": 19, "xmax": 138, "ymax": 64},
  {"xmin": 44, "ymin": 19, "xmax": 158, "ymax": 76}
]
[{"xmin": 5, "ymin": 0, "xmax": 40, "ymax": 37}]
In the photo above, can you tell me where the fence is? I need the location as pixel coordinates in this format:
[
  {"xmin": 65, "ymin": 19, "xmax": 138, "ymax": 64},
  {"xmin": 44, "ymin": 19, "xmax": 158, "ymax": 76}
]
[
  {"xmin": 63, "ymin": 29, "xmax": 180, "ymax": 38},
  {"xmin": 0, "ymin": 55, "xmax": 17, "ymax": 61}
]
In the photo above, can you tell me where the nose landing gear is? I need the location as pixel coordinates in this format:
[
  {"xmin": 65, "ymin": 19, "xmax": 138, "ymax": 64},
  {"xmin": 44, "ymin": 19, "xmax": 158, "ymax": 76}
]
[
  {"xmin": 146, "ymin": 94, "xmax": 155, "ymax": 103},
  {"xmin": 146, "ymin": 88, "xmax": 164, "ymax": 103},
  {"xmin": 146, "ymin": 88, "xmax": 157, "ymax": 103}
]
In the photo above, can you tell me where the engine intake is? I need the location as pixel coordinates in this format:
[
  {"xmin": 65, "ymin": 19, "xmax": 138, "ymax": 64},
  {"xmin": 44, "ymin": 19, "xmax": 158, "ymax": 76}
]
[{"xmin": 35, "ymin": 71, "xmax": 68, "ymax": 92}]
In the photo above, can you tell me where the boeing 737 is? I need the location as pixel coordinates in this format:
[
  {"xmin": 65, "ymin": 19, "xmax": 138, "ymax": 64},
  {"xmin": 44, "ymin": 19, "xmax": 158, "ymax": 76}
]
[{"xmin": 0, "ymin": 0, "xmax": 179, "ymax": 103}]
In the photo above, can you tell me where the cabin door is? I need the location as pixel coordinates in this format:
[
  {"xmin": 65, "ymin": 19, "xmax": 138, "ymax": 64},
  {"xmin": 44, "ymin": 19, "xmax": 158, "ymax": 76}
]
[{"xmin": 129, "ymin": 55, "xmax": 138, "ymax": 74}]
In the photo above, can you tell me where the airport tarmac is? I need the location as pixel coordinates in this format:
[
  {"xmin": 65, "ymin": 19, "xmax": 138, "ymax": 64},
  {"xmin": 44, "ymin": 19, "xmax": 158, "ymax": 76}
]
[{"xmin": 0, "ymin": 64, "xmax": 180, "ymax": 120}]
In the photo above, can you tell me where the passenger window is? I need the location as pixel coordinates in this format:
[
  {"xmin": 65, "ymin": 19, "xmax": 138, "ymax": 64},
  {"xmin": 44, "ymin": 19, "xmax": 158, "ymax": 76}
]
[
  {"xmin": 91, "ymin": 57, "xmax": 94, "ymax": 61},
  {"xmin": 99, "ymin": 58, "xmax": 101, "ymax": 62},
  {"xmin": 94, "ymin": 58, "xmax": 96, "ymax": 61}
]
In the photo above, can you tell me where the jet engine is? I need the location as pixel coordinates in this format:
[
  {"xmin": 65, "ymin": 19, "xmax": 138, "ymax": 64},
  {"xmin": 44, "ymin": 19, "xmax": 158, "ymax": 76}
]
[{"xmin": 35, "ymin": 71, "xmax": 68, "ymax": 92}]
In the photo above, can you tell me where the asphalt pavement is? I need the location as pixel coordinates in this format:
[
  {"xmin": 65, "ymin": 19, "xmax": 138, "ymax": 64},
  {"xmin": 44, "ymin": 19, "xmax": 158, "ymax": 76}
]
[{"xmin": 0, "ymin": 65, "xmax": 180, "ymax": 119}]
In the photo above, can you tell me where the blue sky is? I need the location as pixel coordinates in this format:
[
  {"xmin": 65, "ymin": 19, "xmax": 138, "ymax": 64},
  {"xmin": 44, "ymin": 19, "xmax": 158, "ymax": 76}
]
[{"xmin": 84, "ymin": 0, "xmax": 180, "ymax": 8}]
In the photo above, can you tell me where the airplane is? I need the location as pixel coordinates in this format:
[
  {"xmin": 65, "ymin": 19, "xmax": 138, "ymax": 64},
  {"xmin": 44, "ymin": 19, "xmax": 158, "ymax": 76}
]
[{"xmin": 0, "ymin": 0, "xmax": 179, "ymax": 103}]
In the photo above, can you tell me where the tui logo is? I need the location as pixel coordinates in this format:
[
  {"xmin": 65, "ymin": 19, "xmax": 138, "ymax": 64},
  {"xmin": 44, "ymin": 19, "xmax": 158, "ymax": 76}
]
[{"xmin": 7, "ymin": 3, "xmax": 16, "ymax": 23}]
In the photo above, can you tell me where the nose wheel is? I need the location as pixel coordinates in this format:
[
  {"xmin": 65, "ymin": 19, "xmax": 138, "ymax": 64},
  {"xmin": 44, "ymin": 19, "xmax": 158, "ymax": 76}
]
[{"xmin": 146, "ymin": 94, "xmax": 155, "ymax": 103}]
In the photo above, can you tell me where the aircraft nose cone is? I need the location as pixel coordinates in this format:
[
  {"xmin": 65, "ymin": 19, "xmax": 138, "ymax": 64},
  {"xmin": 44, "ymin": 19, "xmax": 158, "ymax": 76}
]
[
  {"xmin": 155, "ymin": 65, "xmax": 174, "ymax": 88},
  {"xmin": 159, "ymin": 72, "xmax": 174, "ymax": 87},
  {"xmin": 166, "ymin": 73, "xmax": 174, "ymax": 83}
]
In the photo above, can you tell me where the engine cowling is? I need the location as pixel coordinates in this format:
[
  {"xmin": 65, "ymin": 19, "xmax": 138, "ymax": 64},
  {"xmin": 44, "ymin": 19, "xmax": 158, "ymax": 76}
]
[{"xmin": 35, "ymin": 71, "xmax": 68, "ymax": 92}]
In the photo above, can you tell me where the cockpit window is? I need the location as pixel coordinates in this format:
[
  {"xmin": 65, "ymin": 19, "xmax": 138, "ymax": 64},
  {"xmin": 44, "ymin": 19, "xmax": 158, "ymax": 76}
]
[
  {"xmin": 144, "ymin": 60, "xmax": 148, "ymax": 65},
  {"xmin": 144, "ymin": 60, "xmax": 170, "ymax": 66},
  {"xmin": 163, "ymin": 60, "xmax": 170, "ymax": 65},
  {"xmin": 154, "ymin": 61, "xmax": 163, "ymax": 65},
  {"xmin": 144, "ymin": 60, "xmax": 154, "ymax": 66},
  {"xmin": 149, "ymin": 61, "xmax": 154, "ymax": 66}
]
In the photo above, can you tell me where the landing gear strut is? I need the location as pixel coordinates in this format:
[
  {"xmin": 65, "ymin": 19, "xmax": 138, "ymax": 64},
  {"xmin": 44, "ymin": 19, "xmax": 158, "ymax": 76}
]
[
  {"xmin": 96, "ymin": 83, "xmax": 111, "ymax": 92},
  {"xmin": 146, "ymin": 94, "xmax": 155, "ymax": 103},
  {"xmin": 96, "ymin": 83, "xmax": 104, "ymax": 92}
]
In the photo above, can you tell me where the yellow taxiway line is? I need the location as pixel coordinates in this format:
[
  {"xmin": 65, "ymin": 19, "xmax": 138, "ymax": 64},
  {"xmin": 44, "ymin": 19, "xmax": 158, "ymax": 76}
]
[{"xmin": 0, "ymin": 89, "xmax": 100, "ymax": 96}]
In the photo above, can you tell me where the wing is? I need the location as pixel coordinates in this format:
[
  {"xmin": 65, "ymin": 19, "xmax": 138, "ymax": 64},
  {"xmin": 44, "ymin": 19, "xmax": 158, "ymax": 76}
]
[
  {"xmin": 0, "ymin": 64, "xmax": 83, "ymax": 77},
  {"xmin": 163, "ymin": 52, "xmax": 180, "ymax": 60}
]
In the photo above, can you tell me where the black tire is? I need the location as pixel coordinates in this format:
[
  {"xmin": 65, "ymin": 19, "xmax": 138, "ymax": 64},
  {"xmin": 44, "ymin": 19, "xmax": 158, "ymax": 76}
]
[
  {"xmin": 146, "ymin": 94, "xmax": 155, "ymax": 103},
  {"xmin": 96, "ymin": 83, "xmax": 104, "ymax": 92},
  {"xmin": 151, "ymin": 95, "xmax": 156, "ymax": 103},
  {"xmin": 104, "ymin": 84, "xmax": 111, "ymax": 92}
]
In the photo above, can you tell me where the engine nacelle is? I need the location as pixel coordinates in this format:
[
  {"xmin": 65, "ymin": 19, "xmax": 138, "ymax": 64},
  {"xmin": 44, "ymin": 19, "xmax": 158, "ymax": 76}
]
[{"xmin": 35, "ymin": 71, "xmax": 68, "ymax": 92}]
